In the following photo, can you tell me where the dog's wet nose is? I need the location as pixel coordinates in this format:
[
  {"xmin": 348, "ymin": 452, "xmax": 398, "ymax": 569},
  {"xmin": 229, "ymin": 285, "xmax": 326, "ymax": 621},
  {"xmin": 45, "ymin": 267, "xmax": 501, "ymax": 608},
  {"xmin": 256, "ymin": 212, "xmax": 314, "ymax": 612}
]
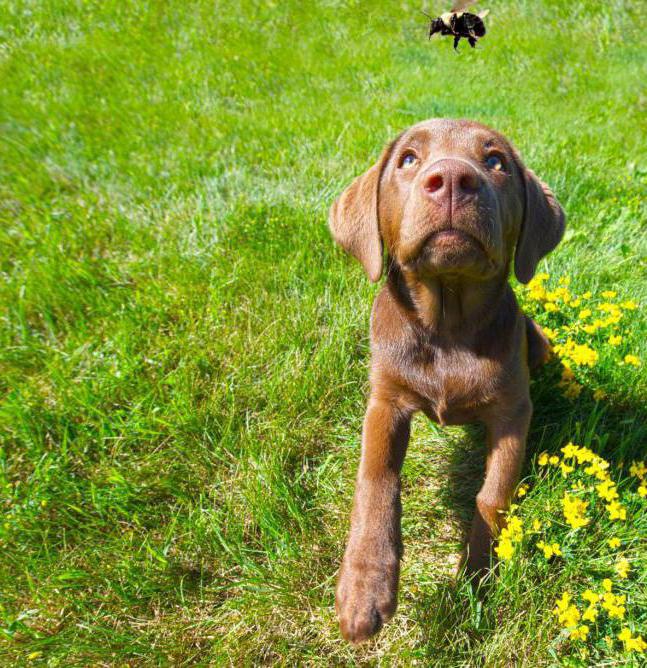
[{"xmin": 422, "ymin": 160, "xmax": 482, "ymax": 202}]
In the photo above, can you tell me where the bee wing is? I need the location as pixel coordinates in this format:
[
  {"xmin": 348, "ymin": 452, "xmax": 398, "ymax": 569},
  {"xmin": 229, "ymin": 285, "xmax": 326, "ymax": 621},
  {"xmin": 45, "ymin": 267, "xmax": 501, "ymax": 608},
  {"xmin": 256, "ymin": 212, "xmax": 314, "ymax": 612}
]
[
  {"xmin": 451, "ymin": 0, "xmax": 476, "ymax": 11},
  {"xmin": 478, "ymin": 9, "xmax": 489, "ymax": 18}
]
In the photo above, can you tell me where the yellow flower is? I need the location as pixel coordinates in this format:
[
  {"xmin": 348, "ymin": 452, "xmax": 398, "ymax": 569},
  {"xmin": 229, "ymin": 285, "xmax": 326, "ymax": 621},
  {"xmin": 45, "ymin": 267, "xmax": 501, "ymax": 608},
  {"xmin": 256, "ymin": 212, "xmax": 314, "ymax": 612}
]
[
  {"xmin": 495, "ymin": 538, "xmax": 514, "ymax": 560},
  {"xmin": 517, "ymin": 484, "xmax": 528, "ymax": 497},
  {"xmin": 554, "ymin": 592, "xmax": 581, "ymax": 628},
  {"xmin": 573, "ymin": 446, "xmax": 595, "ymax": 464},
  {"xmin": 624, "ymin": 354, "xmax": 641, "ymax": 367},
  {"xmin": 559, "ymin": 276, "xmax": 571, "ymax": 286},
  {"xmin": 562, "ymin": 494, "xmax": 590, "ymax": 529},
  {"xmin": 616, "ymin": 558, "xmax": 630, "ymax": 579},
  {"xmin": 629, "ymin": 461, "xmax": 647, "ymax": 479},
  {"xmin": 596, "ymin": 479, "xmax": 619, "ymax": 502},
  {"xmin": 618, "ymin": 628, "xmax": 647, "ymax": 653},
  {"xmin": 569, "ymin": 625, "xmax": 589, "ymax": 641},
  {"xmin": 561, "ymin": 442, "xmax": 580, "ymax": 459},
  {"xmin": 538, "ymin": 452, "xmax": 549, "ymax": 466},
  {"xmin": 599, "ymin": 302, "xmax": 620, "ymax": 313},
  {"xmin": 528, "ymin": 286, "xmax": 547, "ymax": 301},
  {"xmin": 628, "ymin": 637, "xmax": 646, "ymax": 652},
  {"xmin": 608, "ymin": 334, "xmax": 622, "ymax": 346},
  {"xmin": 602, "ymin": 578, "xmax": 613, "ymax": 592},
  {"xmin": 593, "ymin": 389, "xmax": 607, "ymax": 401},
  {"xmin": 608, "ymin": 537, "xmax": 621, "ymax": 549},
  {"xmin": 537, "ymin": 541, "xmax": 562, "ymax": 559},
  {"xmin": 582, "ymin": 291, "xmax": 592, "ymax": 299},
  {"xmin": 505, "ymin": 515, "xmax": 524, "ymax": 541},
  {"xmin": 601, "ymin": 290, "xmax": 617, "ymax": 299},
  {"xmin": 602, "ymin": 591, "xmax": 626, "ymax": 619},
  {"xmin": 602, "ymin": 313, "xmax": 622, "ymax": 326},
  {"xmin": 606, "ymin": 500, "xmax": 627, "ymax": 521},
  {"xmin": 620, "ymin": 300, "xmax": 638, "ymax": 310},
  {"xmin": 554, "ymin": 339, "xmax": 599, "ymax": 366},
  {"xmin": 639, "ymin": 484, "xmax": 647, "ymax": 497},
  {"xmin": 544, "ymin": 302, "xmax": 558, "ymax": 312},
  {"xmin": 610, "ymin": 603, "xmax": 626, "ymax": 620},
  {"xmin": 555, "ymin": 591, "xmax": 572, "ymax": 610},
  {"xmin": 549, "ymin": 455, "xmax": 560, "ymax": 466},
  {"xmin": 532, "ymin": 519, "xmax": 542, "ymax": 531},
  {"xmin": 578, "ymin": 308, "xmax": 592, "ymax": 320},
  {"xmin": 570, "ymin": 343, "xmax": 598, "ymax": 366},
  {"xmin": 582, "ymin": 589, "xmax": 600, "ymax": 604},
  {"xmin": 542, "ymin": 327, "xmax": 558, "ymax": 340},
  {"xmin": 560, "ymin": 461, "xmax": 574, "ymax": 477},
  {"xmin": 584, "ymin": 456, "xmax": 610, "ymax": 480},
  {"xmin": 536, "ymin": 541, "xmax": 551, "ymax": 558}
]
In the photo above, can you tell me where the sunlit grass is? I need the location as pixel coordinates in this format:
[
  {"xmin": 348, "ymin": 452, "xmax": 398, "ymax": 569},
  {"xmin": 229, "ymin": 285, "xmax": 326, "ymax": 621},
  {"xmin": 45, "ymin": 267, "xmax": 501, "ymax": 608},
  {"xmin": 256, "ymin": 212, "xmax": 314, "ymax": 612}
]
[{"xmin": 0, "ymin": 0, "xmax": 645, "ymax": 664}]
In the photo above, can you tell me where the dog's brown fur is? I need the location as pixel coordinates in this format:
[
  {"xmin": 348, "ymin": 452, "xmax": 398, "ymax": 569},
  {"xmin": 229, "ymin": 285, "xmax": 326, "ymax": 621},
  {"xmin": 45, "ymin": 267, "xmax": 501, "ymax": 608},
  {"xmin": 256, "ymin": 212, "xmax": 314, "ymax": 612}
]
[{"xmin": 329, "ymin": 119, "xmax": 565, "ymax": 643}]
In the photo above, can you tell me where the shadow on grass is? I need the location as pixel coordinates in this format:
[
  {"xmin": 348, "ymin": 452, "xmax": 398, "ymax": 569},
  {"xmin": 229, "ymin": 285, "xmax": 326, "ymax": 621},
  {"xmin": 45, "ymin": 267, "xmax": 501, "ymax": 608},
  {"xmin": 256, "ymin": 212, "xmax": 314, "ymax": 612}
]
[
  {"xmin": 409, "ymin": 360, "xmax": 647, "ymax": 655},
  {"xmin": 435, "ymin": 360, "xmax": 647, "ymax": 548},
  {"xmin": 410, "ymin": 574, "xmax": 497, "ymax": 666}
]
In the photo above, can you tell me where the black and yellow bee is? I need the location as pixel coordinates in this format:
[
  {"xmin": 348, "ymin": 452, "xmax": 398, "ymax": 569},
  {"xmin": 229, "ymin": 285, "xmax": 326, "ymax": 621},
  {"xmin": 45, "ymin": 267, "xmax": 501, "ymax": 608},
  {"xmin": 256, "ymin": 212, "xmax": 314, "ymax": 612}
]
[{"xmin": 423, "ymin": 0, "xmax": 489, "ymax": 50}]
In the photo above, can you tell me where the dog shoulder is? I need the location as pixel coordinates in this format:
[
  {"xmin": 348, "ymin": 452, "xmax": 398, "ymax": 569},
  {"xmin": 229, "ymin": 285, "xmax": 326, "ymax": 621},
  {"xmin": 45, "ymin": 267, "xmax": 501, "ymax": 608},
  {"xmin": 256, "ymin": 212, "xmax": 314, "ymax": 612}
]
[{"xmin": 369, "ymin": 286, "xmax": 413, "ymax": 346}]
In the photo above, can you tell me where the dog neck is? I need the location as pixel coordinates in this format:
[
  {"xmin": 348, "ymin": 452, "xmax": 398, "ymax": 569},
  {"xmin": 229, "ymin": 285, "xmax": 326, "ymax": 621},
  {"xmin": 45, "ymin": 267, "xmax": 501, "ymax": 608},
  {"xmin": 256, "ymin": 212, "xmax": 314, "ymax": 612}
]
[{"xmin": 387, "ymin": 261, "xmax": 512, "ymax": 338}]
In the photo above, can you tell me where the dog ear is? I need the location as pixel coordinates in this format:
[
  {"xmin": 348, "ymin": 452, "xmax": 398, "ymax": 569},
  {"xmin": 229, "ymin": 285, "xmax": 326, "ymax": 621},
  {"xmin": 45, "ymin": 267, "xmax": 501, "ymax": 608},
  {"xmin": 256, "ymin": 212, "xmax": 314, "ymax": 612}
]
[
  {"xmin": 328, "ymin": 144, "xmax": 394, "ymax": 283},
  {"xmin": 514, "ymin": 166, "xmax": 566, "ymax": 284}
]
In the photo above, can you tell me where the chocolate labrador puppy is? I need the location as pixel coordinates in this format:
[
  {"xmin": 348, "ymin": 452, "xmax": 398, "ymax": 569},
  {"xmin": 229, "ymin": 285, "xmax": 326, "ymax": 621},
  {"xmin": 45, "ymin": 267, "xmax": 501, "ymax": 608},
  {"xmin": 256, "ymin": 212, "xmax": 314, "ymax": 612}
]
[{"xmin": 329, "ymin": 118, "xmax": 565, "ymax": 643}]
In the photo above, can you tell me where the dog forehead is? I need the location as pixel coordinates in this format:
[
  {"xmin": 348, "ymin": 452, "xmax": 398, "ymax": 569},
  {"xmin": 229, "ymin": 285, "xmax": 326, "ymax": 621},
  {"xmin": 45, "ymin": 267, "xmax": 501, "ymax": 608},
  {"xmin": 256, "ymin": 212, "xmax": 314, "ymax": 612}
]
[{"xmin": 395, "ymin": 118, "xmax": 509, "ymax": 153}]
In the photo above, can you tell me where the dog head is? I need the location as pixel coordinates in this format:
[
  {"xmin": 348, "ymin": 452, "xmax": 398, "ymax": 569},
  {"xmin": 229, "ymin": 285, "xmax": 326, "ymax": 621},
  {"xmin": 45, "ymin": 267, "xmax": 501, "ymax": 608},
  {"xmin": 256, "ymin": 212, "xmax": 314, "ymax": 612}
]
[{"xmin": 329, "ymin": 119, "xmax": 565, "ymax": 284}]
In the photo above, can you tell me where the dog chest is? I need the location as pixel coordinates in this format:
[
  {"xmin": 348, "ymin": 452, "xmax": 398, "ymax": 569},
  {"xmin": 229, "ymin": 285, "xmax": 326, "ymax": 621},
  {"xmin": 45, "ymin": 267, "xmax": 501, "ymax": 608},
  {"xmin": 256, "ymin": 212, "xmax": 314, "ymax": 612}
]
[{"xmin": 374, "ymin": 341, "xmax": 504, "ymax": 425}]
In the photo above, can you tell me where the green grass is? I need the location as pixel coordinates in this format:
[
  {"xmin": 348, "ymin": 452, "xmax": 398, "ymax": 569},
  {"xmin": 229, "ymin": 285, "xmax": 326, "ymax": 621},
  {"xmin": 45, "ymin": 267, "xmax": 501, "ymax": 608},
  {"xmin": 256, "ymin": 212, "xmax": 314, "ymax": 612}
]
[{"xmin": 1, "ymin": 0, "xmax": 646, "ymax": 664}]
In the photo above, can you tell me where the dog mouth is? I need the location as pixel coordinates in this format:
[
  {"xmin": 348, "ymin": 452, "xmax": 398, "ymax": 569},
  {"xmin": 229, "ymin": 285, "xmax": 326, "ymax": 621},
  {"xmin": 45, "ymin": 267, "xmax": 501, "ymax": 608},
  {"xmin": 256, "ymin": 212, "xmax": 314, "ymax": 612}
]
[
  {"xmin": 401, "ymin": 227, "xmax": 493, "ymax": 275},
  {"xmin": 427, "ymin": 228, "xmax": 486, "ymax": 252}
]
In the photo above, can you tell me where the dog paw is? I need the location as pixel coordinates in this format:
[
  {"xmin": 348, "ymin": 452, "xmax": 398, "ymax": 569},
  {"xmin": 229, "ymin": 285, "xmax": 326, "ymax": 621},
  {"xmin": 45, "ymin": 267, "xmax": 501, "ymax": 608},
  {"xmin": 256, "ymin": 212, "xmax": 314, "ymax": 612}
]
[{"xmin": 335, "ymin": 556, "xmax": 399, "ymax": 643}]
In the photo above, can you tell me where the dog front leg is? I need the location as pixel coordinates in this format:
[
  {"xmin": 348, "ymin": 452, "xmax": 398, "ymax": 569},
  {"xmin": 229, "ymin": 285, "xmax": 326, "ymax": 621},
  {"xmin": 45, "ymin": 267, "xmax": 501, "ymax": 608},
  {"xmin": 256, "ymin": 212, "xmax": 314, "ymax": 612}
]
[
  {"xmin": 336, "ymin": 394, "xmax": 411, "ymax": 643},
  {"xmin": 466, "ymin": 401, "xmax": 532, "ymax": 576}
]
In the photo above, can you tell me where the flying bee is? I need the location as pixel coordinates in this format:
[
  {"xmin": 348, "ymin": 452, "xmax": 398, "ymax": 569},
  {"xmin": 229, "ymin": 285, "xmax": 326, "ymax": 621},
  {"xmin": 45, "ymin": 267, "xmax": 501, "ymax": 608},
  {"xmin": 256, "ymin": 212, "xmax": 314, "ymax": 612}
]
[{"xmin": 423, "ymin": 0, "xmax": 489, "ymax": 50}]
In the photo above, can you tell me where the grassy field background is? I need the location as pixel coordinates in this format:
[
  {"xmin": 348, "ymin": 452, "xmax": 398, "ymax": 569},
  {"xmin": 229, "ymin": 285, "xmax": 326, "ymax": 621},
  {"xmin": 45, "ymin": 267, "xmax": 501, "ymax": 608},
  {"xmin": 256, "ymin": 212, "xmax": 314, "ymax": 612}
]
[{"xmin": 1, "ymin": 0, "xmax": 646, "ymax": 665}]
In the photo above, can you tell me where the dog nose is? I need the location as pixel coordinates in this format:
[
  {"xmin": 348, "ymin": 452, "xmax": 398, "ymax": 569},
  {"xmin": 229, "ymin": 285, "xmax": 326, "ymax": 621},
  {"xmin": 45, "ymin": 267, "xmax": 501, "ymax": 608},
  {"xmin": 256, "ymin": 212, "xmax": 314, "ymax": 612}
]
[{"xmin": 422, "ymin": 160, "xmax": 482, "ymax": 202}]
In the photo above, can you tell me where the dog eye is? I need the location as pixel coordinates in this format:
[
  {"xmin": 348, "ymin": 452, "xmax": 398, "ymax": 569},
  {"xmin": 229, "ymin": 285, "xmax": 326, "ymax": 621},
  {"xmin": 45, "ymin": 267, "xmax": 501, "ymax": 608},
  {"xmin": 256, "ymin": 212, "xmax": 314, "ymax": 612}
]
[
  {"xmin": 399, "ymin": 152, "xmax": 419, "ymax": 169},
  {"xmin": 485, "ymin": 155, "xmax": 505, "ymax": 172}
]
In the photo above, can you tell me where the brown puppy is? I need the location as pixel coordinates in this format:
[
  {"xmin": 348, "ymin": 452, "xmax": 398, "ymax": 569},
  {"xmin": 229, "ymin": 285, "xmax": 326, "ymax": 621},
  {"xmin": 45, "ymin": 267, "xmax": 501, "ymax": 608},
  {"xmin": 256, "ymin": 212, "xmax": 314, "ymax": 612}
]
[{"xmin": 329, "ymin": 119, "xmax": 565, "ymax": 644}]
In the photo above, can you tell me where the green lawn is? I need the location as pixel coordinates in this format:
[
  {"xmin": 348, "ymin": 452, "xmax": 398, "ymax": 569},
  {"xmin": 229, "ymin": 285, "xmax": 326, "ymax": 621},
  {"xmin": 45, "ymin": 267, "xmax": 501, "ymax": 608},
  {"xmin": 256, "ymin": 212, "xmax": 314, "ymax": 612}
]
[{"xmin": 1, "ymin": 0, "xmax": 646, "ymax": 665}]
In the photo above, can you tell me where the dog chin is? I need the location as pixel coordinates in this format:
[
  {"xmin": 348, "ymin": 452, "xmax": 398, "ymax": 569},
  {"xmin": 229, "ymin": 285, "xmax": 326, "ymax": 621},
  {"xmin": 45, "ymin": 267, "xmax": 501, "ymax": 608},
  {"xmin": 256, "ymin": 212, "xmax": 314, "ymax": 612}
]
[
  {"xmin": 421, "ymin": 254, "xmax": 493, "ymax": 279},
  {"xmin": 403, "ymin": 233, "xmax": 494, "ymax": 278}
]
